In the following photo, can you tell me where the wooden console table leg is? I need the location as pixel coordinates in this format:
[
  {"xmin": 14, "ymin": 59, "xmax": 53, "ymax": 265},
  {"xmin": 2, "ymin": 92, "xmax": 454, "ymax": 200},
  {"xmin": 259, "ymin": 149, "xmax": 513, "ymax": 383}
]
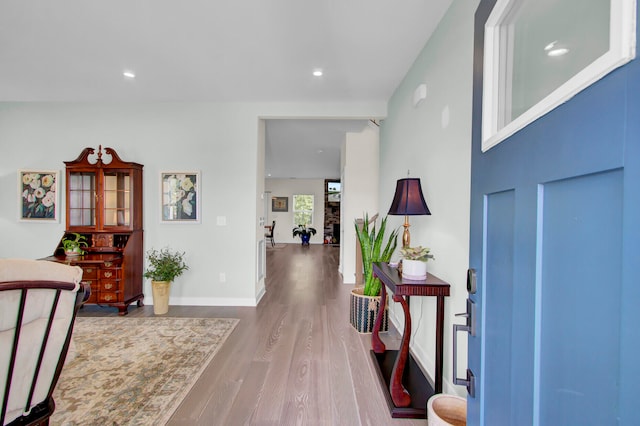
[
  {"xmin": 372, "ymin": 282, "xmax": 387, "ymax": 353},
  {"xmin": 435, "ymin": 295, "xmax": 445, "ymax": 393},
  {"xmin": 390, "ymin": 294, "xmax": 411, "ymax": 408}
]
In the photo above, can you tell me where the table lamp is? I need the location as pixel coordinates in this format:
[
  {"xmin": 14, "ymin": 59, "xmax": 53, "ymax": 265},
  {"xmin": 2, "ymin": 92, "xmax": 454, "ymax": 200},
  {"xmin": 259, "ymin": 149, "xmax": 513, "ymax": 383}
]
[{"xmin": 388, "ymin": 178, "xmax": 431, "ymax": 247}]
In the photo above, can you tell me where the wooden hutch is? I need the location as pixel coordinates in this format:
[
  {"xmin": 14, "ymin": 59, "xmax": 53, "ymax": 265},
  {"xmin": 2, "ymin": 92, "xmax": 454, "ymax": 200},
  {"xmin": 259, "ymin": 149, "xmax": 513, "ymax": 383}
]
[{"xmin": 46, "ymin": 146, "xmax": 144, "ymax": 315}]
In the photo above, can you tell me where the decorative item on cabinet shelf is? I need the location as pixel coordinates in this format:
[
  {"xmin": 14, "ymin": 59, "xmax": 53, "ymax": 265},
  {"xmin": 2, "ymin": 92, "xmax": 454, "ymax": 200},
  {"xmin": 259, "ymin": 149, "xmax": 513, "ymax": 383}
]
[
  {"xmin": 143, "ymin": 247, "xmax": 189, "ymax": 315},
  {"xmin": 61, "ymin": 232, "xmax": 88, "ymax": 256},
  {"xmin": 399, "ymin": 246, "xmax": 434, "ymax": 280},
  {"xmin": 292, "ymin": 225, "xmax": 316, "ymax": 245},
  {"xmin": 351, "ymin": 213, "xmax": 399, "ymax": 333}
]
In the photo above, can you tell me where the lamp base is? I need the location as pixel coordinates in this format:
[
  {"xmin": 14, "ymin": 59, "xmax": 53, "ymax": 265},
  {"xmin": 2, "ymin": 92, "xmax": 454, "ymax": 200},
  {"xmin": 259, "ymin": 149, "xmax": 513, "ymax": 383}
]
[{"xmin": 402, "ymin": 216, "xmax": 411, "ymax": 247}]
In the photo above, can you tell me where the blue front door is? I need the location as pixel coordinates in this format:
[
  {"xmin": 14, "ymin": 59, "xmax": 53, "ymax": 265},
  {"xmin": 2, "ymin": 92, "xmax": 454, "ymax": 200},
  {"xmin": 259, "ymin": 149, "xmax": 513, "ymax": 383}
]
[{"xmin": 467, "ymin": 1, "xmax": 640, "ymax": 425}]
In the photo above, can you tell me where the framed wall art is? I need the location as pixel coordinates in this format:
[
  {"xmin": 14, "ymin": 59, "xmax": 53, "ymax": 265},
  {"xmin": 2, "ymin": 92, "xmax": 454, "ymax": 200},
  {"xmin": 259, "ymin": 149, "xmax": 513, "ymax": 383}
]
[
  {"xmin": 272, "ymin": 196, "xmax": 288, "ymax": 212},
  {"xmin": 18, "ymin": 170, "xmax": 59, "ymax": 222},
  {"xmin": 161, "ymin": 171, "xmax": 201, "ymax": 223}
]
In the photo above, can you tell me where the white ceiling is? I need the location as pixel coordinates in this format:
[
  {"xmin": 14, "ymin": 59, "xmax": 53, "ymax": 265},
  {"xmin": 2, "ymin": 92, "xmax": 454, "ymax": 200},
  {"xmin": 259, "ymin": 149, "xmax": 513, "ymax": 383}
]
[
  {"xmin": 265, "ymin": 118, "xmax": 373, "ymax": 179},
  {"xmin": 0, "ymin": 0, "xmax": 453, "ymax": 177}
]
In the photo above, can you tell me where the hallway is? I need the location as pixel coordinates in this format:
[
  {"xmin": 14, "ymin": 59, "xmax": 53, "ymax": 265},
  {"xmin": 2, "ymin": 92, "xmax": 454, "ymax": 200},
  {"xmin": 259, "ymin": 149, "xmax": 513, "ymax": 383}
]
[{"xmin": 80, "ymin": 244, "xmax": 423, "ymax": 425}]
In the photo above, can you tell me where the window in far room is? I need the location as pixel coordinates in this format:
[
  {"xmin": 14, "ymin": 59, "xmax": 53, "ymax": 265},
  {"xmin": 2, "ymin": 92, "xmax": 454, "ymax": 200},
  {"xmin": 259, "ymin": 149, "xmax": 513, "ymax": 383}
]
[
  {"xmin": 327, "ymin": 181, "xmax": 341, "ymax": 203},
  {"xmin": 293, "ymin": 194, "xmax": 314, "ymax": 226}
]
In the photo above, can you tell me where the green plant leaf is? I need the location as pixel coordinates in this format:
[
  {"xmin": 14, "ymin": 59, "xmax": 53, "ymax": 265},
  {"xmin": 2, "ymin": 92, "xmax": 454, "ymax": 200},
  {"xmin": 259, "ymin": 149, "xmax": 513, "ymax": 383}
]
[
  {"xmin": 143, "ymin": 247, "xmax": 189, "ymax": 282},
  {"xmin": 354, "ymin": 214, "xmax": 399, "ymax": 296}
]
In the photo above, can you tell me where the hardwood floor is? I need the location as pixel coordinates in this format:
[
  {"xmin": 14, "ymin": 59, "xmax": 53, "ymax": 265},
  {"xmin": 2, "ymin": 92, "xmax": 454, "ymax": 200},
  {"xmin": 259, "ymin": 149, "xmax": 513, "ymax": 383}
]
[{"xmin": 78, "ymin": 244, "xmax": 426, "ymax": 425}]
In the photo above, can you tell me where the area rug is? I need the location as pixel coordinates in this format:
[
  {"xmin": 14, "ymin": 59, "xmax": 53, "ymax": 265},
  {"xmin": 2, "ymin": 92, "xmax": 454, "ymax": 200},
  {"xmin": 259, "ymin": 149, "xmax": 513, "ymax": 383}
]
[{"xmin": 51, "ymin": 316, "xmax": 239, "ymax": 426}]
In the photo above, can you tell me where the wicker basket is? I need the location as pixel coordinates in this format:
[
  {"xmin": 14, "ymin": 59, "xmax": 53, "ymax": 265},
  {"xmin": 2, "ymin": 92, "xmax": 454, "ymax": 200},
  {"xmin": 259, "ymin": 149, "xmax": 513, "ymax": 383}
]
[{"xmin": 349, "ymin": 287, "xmax": 389, "ymax": 333}]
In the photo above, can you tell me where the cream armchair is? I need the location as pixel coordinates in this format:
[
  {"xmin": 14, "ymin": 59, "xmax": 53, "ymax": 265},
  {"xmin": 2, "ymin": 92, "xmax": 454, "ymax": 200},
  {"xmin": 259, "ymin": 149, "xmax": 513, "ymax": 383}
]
[{"xmin": 0, "ymin": 259, "xmax": 88, "ymax": 426}]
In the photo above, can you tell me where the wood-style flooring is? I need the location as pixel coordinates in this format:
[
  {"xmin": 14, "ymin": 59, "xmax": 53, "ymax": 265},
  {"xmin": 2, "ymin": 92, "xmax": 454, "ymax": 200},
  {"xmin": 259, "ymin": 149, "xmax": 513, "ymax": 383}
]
[{"xmin": 78, "ymin": 243, "xmax": 426, "ymax": 425}]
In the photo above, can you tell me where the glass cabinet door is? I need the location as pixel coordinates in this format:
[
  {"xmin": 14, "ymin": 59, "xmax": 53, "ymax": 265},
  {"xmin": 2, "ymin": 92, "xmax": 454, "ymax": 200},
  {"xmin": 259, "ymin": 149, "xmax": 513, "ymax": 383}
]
[
  {"xmin": 69, "ymin": 172, "xmax": 96, "ymax": 226},
  {"xmin": 103, "ymin": 171, "xmax": 131, "ymax": 227}
]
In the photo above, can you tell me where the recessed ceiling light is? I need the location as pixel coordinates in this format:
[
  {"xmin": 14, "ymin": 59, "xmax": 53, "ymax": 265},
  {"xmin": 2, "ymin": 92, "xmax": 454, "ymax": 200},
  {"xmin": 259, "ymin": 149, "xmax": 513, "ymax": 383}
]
[
  {"xmin": 123, "ymin": 71, "xmax": 136, "ymax": 79},
  {"xmin": 317, "ymin": 149, "xmax": 324, "ymax": 153},
  {"xmin": 544, "ymin": 41, "xmax": 557, "ymax": 51},
  {"xmin": 313, "ymin": 69, "xmax": 323, "ymax": 77}
]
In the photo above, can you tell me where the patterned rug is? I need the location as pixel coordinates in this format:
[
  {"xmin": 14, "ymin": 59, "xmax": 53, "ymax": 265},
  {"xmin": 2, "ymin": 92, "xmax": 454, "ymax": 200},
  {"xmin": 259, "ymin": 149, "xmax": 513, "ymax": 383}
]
[{"xmin": 51, "ymin": 317, "xmax": 239, "ymax": 426}]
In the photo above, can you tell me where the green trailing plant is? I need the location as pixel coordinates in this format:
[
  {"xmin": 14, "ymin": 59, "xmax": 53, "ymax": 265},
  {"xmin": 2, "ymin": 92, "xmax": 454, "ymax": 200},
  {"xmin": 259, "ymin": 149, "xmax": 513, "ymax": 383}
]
[
  {"xmin": 399, "ymin": 246, "xmax": 434, "ymax": 262},
  {"xmin": 354, "ymin": 214, "xmax": 399, "ymax": 296},
  {"xmin": 61, "ymin": 232, "xmax": 88, "ymax": 255},
  {"xmin": 143, "ymin": 247, "xmax": 189, "ymax": 282}
]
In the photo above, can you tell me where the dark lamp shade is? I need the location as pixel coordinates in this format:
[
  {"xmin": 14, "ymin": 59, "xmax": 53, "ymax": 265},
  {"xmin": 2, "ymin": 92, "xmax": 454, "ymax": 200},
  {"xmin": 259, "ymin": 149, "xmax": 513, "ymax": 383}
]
[{"xmin": 388, "ymin": 178, "xmax": 431, "ymax": 216}]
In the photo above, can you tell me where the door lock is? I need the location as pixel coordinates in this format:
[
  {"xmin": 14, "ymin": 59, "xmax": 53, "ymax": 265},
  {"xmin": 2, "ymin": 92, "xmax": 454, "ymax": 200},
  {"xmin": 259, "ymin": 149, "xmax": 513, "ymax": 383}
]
[{"xmin": 467, "ymin": 268, "xmax": 477, "ymax": 294}]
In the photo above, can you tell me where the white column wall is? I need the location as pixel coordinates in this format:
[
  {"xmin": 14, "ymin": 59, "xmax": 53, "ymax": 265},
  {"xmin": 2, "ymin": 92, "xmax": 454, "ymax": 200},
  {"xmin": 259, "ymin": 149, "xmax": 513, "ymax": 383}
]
[{"xmin": 340, "ymin": 124, "xmax": 379, "ymax": 284}]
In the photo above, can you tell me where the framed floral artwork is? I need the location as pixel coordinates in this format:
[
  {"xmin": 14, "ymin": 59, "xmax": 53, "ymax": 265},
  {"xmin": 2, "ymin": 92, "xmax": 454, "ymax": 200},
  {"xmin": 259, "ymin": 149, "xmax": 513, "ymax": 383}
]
[
  {"xmin": 19, "ymin": 170, "xmax": 59, "ymax": 222},
  {"xmin": 161, "ymin": 171, "xmax": 201, "ymax": 223}
]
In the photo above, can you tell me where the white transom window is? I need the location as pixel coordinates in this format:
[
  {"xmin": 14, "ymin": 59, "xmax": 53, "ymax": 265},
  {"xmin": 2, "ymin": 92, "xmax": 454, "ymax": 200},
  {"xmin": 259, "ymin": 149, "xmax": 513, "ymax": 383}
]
[{"xmin": 482, "ymin": 0, "xmax": 636, "ymax": 152}]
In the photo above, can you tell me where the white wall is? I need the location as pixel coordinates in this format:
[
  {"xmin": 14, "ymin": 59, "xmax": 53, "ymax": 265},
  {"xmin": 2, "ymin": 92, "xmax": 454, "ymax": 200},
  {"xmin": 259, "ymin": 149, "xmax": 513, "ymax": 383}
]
[
  {"xmin": 255, "ymin": 119, "xmax": 267, "ymax": 301},
  {"xmin": 379, "ymin": 0, "xmax": 477, "ymax": 395},
  {"xmin": 0, "ymin": 101, "xmax": 386, "ymax": 307},
  {"xmin": 264, "ymin": 178, "xmax": 325, "ymax": 244},
  {"xmin": 340, "ymin": 124, "xmax": 380, "ymax": 283}
]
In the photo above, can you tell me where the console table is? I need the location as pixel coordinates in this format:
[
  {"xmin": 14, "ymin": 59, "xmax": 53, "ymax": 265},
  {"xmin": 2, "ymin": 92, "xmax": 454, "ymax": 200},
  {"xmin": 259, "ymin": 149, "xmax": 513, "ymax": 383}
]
[{"xmin": 371, "ymin": 262, "xmax": 450, "ymax": 418}]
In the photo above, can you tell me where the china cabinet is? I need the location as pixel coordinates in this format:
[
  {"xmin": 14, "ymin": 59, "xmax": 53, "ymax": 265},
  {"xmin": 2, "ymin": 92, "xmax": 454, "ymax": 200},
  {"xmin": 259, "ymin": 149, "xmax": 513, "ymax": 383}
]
[{"xmin": 46, "ymin": 146, "xmax": 144, "ymax": 315}]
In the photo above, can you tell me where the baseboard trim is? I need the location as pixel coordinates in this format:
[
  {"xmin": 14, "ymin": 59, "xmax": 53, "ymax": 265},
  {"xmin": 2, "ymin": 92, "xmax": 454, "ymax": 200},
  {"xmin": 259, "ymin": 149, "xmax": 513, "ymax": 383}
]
[{"xmin": 143, "ymin": 296, "xmax": 259, "ymax": 307}]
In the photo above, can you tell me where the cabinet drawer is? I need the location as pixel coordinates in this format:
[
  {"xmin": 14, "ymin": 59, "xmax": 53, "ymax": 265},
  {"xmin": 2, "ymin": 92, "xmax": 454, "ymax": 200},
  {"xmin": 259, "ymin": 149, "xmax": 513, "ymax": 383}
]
[
  {"xmin": 98, "ymin": 292, "xmax": 121, "ymax": 303},
  {"xmin": 100, "ymin": 281, "xmax": 121, "ymax": 292},
  {"xmin": 100, "ymin": 269, "xmax": 121, "ymax": 279},
  {"xmin": 81, "ymin": 267, "xmax": 98, "ymax": 279}
]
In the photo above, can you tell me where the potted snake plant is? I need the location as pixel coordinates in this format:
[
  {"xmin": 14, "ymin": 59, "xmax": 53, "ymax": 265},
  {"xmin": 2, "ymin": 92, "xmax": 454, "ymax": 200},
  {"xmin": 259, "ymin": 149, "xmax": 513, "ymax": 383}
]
[{"xmin": 351, "ymin": 213, "xmax": 399, "ymax": 333}]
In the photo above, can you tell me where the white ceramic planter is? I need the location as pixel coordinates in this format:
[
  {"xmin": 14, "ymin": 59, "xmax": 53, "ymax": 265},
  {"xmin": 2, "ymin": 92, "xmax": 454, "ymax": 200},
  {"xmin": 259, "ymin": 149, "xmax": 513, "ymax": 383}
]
[
  {"xmin": 427, "ymin": 394, "xmax": 466, "ymax": 426},
  {"xmin": 402, "ymin": 259, "xmax": 428, "ymax": 280}
]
